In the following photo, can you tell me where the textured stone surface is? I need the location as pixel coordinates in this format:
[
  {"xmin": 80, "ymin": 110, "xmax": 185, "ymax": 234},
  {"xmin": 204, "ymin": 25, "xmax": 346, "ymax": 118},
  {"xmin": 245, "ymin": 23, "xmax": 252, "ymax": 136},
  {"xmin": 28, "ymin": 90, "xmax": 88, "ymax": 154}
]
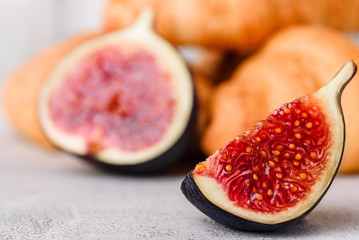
[{"xmin": 1, "ymin": 132, "xmax": 359, "ymax": 239}]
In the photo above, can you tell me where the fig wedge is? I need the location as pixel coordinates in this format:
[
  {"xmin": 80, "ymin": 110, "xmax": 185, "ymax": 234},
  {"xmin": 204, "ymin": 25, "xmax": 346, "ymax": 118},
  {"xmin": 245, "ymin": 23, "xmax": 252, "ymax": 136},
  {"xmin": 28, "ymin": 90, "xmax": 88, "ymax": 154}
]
[{"xmin": 181, "ymin": 61, "xmax": 356, "ymax": 231}]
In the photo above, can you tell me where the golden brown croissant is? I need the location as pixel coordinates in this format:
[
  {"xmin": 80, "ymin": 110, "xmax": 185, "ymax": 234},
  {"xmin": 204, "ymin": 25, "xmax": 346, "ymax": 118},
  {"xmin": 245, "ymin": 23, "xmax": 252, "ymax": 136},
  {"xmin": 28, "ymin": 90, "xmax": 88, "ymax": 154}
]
[
  {"xmin": 201, "ymin": 25, "xmax": 359, "ymax": 173},
  {"xmin": 104, "ymin": 0, "xmax": 359, "ymax": 52},
  {"xmin": 2, "ymin": 33, "xmax": 98, "ymax": 149}
]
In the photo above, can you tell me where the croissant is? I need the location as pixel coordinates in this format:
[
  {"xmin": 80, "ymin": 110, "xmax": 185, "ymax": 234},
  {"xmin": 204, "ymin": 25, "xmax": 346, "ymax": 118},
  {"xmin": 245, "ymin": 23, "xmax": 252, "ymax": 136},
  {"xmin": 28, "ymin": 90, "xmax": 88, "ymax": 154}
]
[
  {"xmin": 104, "ymin": 0, "xmax": 359, "ymax": 52},
  {"xmin": 201, "ymin": 25, "xmax": 359, "ymax": 173}
]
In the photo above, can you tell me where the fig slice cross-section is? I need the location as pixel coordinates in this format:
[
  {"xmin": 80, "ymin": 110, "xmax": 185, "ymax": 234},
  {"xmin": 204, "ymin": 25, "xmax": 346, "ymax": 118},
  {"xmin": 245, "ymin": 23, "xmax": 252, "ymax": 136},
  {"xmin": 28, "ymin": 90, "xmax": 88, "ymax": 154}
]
[{"xmin": 38, "ymin": 9, "xmax": 195, "ymax": 173}]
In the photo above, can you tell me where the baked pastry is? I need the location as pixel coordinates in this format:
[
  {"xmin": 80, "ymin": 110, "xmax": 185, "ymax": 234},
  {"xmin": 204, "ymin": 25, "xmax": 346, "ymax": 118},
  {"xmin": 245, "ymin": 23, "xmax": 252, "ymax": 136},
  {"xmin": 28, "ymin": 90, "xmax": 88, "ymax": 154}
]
[{"xmin": 104, "ymin": 0, "xmax": 359, "ymax": 52}]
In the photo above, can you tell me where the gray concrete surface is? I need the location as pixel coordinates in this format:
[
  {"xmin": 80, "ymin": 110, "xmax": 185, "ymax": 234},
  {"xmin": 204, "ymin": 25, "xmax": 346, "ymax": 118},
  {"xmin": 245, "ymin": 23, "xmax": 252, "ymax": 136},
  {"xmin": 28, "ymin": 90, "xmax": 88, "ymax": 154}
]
[{"xmin": 1, "ymin": 133, "xmax": 359, "ymax": 239}]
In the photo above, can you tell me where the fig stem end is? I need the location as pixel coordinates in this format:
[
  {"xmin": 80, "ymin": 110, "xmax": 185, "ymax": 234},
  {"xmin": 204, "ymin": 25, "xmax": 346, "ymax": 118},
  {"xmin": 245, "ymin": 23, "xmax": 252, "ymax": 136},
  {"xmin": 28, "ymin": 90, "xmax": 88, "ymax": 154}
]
[
  {"xmin": 319, "ymin": 60, "xmax": 357, "ymax": 98},
  {"xmin": 131, "ymin": 8, "xmax": 155, "ymax": 33}
]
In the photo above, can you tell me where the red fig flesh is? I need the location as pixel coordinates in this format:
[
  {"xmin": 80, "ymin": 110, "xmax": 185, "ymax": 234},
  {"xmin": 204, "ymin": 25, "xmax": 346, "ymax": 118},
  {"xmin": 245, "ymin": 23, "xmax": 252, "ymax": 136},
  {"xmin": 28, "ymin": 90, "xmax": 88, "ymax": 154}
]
[
  {"xmin": 48, "ymin": 46, "xmax": 175, "ymax": 153},
  {"xmin": 194, "ymin": 95, "xmax": 330, "ymax": 214}
]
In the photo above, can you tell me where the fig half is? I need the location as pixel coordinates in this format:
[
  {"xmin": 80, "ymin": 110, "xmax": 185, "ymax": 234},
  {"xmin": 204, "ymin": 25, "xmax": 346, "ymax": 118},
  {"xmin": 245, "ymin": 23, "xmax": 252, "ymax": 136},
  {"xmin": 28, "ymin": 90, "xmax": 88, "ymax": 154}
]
[
  {"xmin": 38, "ymin": 9, "xmax": 195, "ymax": 173},
  {"xmin": 181, "ymin": 61, "xmax": 356, "ymax": 231}
]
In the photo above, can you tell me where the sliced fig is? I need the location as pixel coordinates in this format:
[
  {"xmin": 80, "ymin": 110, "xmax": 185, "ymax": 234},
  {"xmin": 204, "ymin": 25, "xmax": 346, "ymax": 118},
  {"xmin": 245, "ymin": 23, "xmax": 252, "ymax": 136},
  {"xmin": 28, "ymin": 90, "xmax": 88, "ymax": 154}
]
[
  {"xmin": 38, "ymin": 9, "xmax": 195, "ymax": 173},
  {"xmin": 181, "ymin": 61, "xmax": 356, "ymax": 231}
]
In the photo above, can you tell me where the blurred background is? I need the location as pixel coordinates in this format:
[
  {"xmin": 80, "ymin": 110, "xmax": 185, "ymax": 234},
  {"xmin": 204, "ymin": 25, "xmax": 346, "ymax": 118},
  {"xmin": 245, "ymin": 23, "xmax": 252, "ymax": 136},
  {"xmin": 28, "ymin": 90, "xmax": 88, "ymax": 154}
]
[{"xmin": 0, "ymin": 0, "xmax": 107, "ymax": 134}]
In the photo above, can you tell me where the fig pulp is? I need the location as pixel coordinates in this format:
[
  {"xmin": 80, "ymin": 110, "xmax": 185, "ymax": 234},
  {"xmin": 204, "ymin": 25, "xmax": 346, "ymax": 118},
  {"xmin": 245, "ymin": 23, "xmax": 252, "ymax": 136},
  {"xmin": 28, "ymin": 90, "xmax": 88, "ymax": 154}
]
[
  {"xmin": 38, "ymin": 10, "xmax": 195, "ymax": 173},
  {"xmin": 181, "ymin": 61, "xmax": 356, "ymax": 231}
]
